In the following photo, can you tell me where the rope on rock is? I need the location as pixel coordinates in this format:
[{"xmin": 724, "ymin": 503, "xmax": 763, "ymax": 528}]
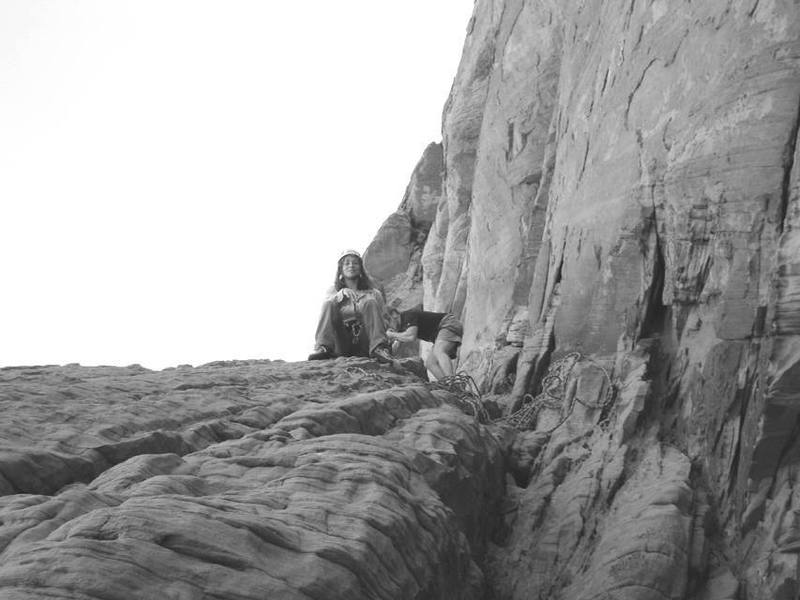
[
  {"xmin": 429, "ymin": 372, "xmax": 490, "ymax": 425},
  {"xmin": 346, "ymin": 352, "xmax": 614, "ymax": 432},
  {"xmin": 344, "ymin": 366, "xmax": 383, "ymax": 381},
  {"xmin": 500, "ymin": 352, "xmax": 613, "ymax": 432}
]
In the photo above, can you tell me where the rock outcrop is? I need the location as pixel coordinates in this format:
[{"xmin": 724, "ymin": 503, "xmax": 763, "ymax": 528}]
[
  {"xmin": 3, "ymin": 1, "xmax": 800, "ymax": 598},
  {"xmin": 364, "ymin": 142, "xmax": 444, "ymax": 313},
  {"xmin": 382, "ymin": 0, "xmax": 800, "ymax": 598},
  {"xmin": 0, "ymin": 360, "xmax": 503, "ymax": 599}
]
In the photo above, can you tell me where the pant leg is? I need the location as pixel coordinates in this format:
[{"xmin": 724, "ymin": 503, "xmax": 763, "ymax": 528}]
[
  {"xmin": 437, "ymin": 313, "xmax": 464, "ymax": 338},
  {"xmin": 350, "ymin": 325, "xmax": 371, "ymax": 357},
  {"xmin": 337, "ymin": 300, "xmax": 361, "ymax": 356},
  {"xmin": 315, "ymin": 299, "xmax": 349, "ymax": 356},
  {"xmin": 334, "ymin": 298, "xmax": 371, "ymax": 357},
  {"xmin": 358, "ymin": 296, "xmax": 388, "ymax": 355},
  {"xmin": 436, "ymin": 313, "xmax": 463, "ymax": 359}
]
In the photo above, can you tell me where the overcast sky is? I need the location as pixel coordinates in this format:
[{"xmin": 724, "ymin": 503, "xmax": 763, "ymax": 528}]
[{"xmin": 0, "ymin": 1, "xmax": 473, "ymax": 369}]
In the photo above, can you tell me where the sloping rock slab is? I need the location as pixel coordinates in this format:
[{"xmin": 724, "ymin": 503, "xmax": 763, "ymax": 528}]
[{"xmin": 0, "ymin": 359, "xmax": 503, "ymax": 599}]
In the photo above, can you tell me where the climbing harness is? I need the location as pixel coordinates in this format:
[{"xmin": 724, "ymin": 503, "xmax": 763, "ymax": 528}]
[
  {"xmin": 500, "ymin": 352, "xmax": 614, "ymax": 432},
  {"xmin": 343, "ymin": 317, "xmax": 362, "ymax": 346},
  {"xmin": 339, "ymin": 290, "xmax": 365, "ymax": 347}
]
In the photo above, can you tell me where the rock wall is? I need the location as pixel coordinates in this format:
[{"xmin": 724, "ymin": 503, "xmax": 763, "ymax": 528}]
[
  {"xmin": 3, "ymin": 1, "xmax": 800, "ymax": 599},
  {"xmin": 395, "ymin": 0, "xmax": 800, "ymax": 598},
  {"xmin": 364, "ymin": 142, "xmax": 444, "ymax": 313}
]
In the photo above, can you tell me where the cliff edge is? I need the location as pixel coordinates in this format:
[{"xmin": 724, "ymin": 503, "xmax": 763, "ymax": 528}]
[{"xmin": 2, "ymin": 1, "xmax": 800, "ymax": 599}]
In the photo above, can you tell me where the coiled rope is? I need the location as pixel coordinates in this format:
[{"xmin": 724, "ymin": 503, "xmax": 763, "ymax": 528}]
[
  {"xmin": 429, "ymin": 372, "xmax": 490, "ymax": 425},
  {"xmin": 352, "ymin": 352, "xmax": 614, "ymax": 431},
  {"xmin": 500, "ymin": 352, "xmax": 614, "ymax": 432}
]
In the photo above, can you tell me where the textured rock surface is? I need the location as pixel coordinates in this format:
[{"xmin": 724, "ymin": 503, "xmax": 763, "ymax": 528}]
[
  {"xmin": 406, "ymin": 0, "xmax": 800, "ymax": 597},
  {"xmin": 364, "ymin": 142, "xmax": 444, "ymax": 312},
  {"xmin": 0, "ymin": 359, "xmax": 503, "ymax": 599},
  {"xmin": 4, "ymin": 1, "xmax": 800, "ymax": 598}
]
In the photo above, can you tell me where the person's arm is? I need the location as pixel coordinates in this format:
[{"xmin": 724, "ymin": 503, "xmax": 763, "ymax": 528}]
[
  {"xmin": 353, "ymin": 287, "xmax": 382, "ymax": 307},
  {"xmin": 387, "ymin": 325, "xmax": 418, "ymax": 343},
  {"xmin": 336, "ymin": 288, "xmax": 357, "ymax": 303},
  {"xmin": 374, "ymin": 288, "xmax": 386, "ymax": 312}
]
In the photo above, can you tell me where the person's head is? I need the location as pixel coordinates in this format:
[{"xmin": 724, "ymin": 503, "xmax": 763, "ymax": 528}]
[{"xmin": 334, "ymin": 249, "xmax": 374, "ymax": 290}]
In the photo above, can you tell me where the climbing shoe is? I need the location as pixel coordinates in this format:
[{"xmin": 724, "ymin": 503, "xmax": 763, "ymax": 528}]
[
  {"xmin": 308, "ymin": 346, "xmax": 333, "ymax": 360},
  {"xmin": 371, "ymin": 345, "xmax": 393, "ymax": 364}
]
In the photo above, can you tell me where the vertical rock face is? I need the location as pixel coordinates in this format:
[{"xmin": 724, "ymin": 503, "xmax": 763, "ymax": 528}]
[
  {"xmin": 428, "ymin": 0, "xmax": 800, "ymax": 382},
  {"xmin": 378, "ymin": 0, "xmax": 800, "ymax": 597},
  {"xmin": 4, "ymin": 2, "xmax": 800, "ymax": 599},
  {"xmin": 364, "ymin": 142, "xmax": 444, "ymax": 312}
]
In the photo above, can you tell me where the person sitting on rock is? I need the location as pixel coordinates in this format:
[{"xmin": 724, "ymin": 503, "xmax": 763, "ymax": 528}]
[
  {"xmin": 386, "ymin": 308, "xmax": 463, "ymax": 380},
  {"xmin": 308, "ymin": 249, "xmax": 393, "ymax": 362}
]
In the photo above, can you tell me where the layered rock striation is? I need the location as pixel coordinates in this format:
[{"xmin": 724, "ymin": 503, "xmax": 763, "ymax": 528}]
[
  {"xmin": 3, "ymin": 1, "xmax": 800, "ymax": 598},
  {"xmin": 383, "ymin": 0, "xmax": 800, "ymax": 597},
  {"xmin": 0, "ymin": 360, "xmax": 503, "ymax": 599}
]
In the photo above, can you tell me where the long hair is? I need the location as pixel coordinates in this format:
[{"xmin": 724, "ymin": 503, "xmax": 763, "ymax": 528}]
[{"xmin": 334, "ymin": 255, "xmax": 374, "ymax": 291}]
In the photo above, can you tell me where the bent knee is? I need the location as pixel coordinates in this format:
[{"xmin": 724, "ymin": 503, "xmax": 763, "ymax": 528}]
[
  {"xmin": 359, "ymin": 296, "xmax": 380, "ymax": 308},
  {"xmin": 434, "ymin": 341, "xmax": 456, "ymax": 358}
]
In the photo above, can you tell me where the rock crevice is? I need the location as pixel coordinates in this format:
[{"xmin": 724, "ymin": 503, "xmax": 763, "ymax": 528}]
[{"xmin": 4, "ymin": 0, "xmax": 800, "ymax": 598}]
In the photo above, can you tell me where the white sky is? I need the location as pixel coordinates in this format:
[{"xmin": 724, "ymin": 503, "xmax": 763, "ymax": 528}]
[{"xmin": 0, "ymin": 1, "xmax": 473, "ymax": 369}]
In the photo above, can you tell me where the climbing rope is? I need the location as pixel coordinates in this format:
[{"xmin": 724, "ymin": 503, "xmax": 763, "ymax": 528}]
[
  {"xmin": 500, "ymin": 352, "xmax": 580, "ymax": 431},
  {"xmin": 343, "ymin": 350, "xmax": 613, "ymax": 433},
  {"xmin": 344, "ymin": 366, "xmax": 383, "ymax": 382},
  {"xmin": 500, "ymin": 352, "xmax": 614, "ymax": 433},
  {"xmin": 429, "ymin": 372, "xmax": 490, "ymax": 425}
]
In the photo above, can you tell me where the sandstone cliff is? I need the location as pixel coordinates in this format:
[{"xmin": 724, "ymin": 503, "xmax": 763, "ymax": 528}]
[
  {"xmin": 2, "ymin": 1, "xmax": 800, "ymax": 599},
  {"xmin": 374, "ymin": 0, "xmax": 800, "ymax": 597}
]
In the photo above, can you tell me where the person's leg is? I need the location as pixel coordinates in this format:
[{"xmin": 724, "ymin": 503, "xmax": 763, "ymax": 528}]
[
  {"xmin": 336, "ymin": 300, "xmax": 362, "ymax": 356},
  {"xmin": 434, "ymin": 316, "xmax": 462, "ymax": 376},
  {"xmin": 432, "ymin": 339, "xmax": 456, "ymax": 378},
  {"xmin": 359, "ymin": 297, "xmax": 389, "ymax": 355},
  {"xmin": 313, "ymin": 299, "xmax": 352, "ymax": 357},
  {"xmin": 425, "ymin": 351, "xmax": 447, "ymax": 380},
  {"xmin": 313, "ymin": 299, "xmax": 339, "ymax": 356},
  {"xmin": 346, "ymin": 317, "xmax": 370, "ymax": 357}
]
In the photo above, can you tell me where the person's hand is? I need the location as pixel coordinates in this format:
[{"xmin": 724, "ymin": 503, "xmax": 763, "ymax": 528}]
[
  {"xmin": 386, "ymin": 329, "xmax": 396, "ymax": 339},
  {"xmin": 335, "ymin": 288, "xmax": 356, "ymax": 303}
]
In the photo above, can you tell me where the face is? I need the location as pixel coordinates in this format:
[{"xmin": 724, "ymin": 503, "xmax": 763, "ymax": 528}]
[{"xmin": 340, "ymin": 255, "xmax": 362, "ymax": 280}]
